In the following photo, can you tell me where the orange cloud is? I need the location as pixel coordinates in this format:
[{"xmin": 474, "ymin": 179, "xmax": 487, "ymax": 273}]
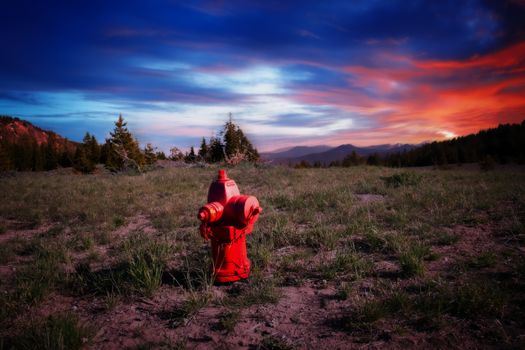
[{"xmin": 292, "ymin": 41, "xmax": 525, "ymax": 146}]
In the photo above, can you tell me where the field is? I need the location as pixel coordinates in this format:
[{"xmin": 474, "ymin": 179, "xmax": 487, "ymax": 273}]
[{"xmin": 1, "ymin": 165, "xmax": 524, "ymax": 349}]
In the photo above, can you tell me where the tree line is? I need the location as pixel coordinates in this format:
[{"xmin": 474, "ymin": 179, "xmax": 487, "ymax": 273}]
[
  {"xmin": 0, "ymin": 114, "xmax": 260, "ymax": 173},
  {"xmin": 383, "ymin": 120, "xmax": 525, "ymax": 167},
  {"xmin": 296, "ymin": 120, "xmax": 525, "ymax": 168}
]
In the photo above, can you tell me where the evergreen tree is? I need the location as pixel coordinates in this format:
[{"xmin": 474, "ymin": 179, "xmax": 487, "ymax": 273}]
[
  {"xmin": 366, "ymin": 153, "xmax": 380, "ymax": 166},
  {"xmin": 222, "ymin": 114, "xmax": 259, "ymax": 163},
  {"xmin": 59, "ymin": 149, "xmax": 73, "ymax": 167},
  {"xmin": 105, "ymin": 115, "xmax": 145, "ymax": 171},
  {"xmin": 14, "ymin": 135, "xmax": 33, "ymax": 171},
  {"xmin": 342, "ymin": 151, "xmax": 360, "ymax": 167},
  {"xmin": 223, "ymin": 116, "xmax": 241, "ymax": 159},
  {"xmin": 155, "ymin": 151, "xmax": 167, "ymax": 160},
  {"xmin": 0, "ymin": 143, "xmax": 13, "ymax": 171},
  {"xmin": 143, "ymin": 143, "xmax": 157, "ymax": 165},
  {"xmin": 208, "ymin": 136, "xmax": 224, "ymax": 163},
  {"xmin": 82, "ymin": 132, "xmax": 100, "ymax": 164},
  {"xmin": 185, "ymin": 146, "xmax": 197, "ymax": 163},
  {"xmin": 99, "ymin": 141, "xmax": 110, "ymax": 165},
  {"xmin": 198, "ymin": 137, "xmax": 209, "ymax": 161},
  {"xmin": 44, "ymin": 141, "xmax": 59, "ymax": 170},
  {"xmin": 32, "ymin": 141, "xmax": 44, "ymax": 171},
  {"xmin": 73, "ymin": 147, "xmax": 95, "ymax": 174}
]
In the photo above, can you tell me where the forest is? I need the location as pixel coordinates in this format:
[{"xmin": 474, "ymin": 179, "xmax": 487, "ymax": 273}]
[{"xmin": 0, "ymin": 115, "xmax": 259, "ymax": 173}]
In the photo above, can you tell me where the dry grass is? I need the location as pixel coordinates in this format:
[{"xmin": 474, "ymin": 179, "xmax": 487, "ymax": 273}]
[{"xmin": 0, "ymin": 165, "xmax": 524, "ymax": 348}]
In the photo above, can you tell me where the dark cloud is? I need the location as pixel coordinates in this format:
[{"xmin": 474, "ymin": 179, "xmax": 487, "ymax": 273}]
[
  {"xmin": 1, "ymin": 0, "xmax": 523, "ymax": 150},
  {"xmin": 0, "ymin": 92, "xmax": 42, "ymax": 105}
]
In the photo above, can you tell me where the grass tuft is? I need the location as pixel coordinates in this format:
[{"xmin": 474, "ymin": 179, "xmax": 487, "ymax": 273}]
[
  {"xmin": 217, "ymin": 309, "xmax": 241, "ymax": 334},
  {"xmin": 398, "ymin": 242, "xmax": 430, "ymax": 277},
  {"xmin": 468, "ymin": 252, "xmax": 497, "ymax": 269},
  {"xmin": 321, "ymin": 249, "xmax": 373, "ymax": 280},
  {"xmin": 73, "ymin": 233, "xmax": 172, "ymax": 297},
  {"xmin": 4, "ymin": 313, "xmax": 92, "ymax": 350},
  {"xmin": 160, "ymin": 292, "xmax": 211, "ymax": 329},
  {"xmin": 226, "ymin": 272, "xmax": 280, "ymax": 307},
  {"xmin": 381, "ymin": 172, "xmax": 422, "ymax": 188},
  {"xmin": 257, "ymin": 335, "xmax": 294, "ymax": 350}
]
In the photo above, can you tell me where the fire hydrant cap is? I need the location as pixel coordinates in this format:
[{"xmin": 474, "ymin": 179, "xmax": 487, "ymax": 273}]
[{"xmin": 218, "ymin": 169, "xmax": 227, "ymax": 180}]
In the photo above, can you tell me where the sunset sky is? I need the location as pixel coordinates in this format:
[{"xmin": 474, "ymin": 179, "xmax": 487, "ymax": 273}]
[{"xmin": 1, "ymin": 0, "xmax": 524, "ymax": 152}]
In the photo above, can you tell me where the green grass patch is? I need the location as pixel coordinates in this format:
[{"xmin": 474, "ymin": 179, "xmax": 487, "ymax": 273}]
[
  {"xmin": 73, "ymin": 233, "xmax": 172, "ymax": 297},
  {"xmin": 3, "ymin": 313, "xmax": 92, "ymax": 350},
  {"xmin": 381, "ymin": 172, "xmax": 422, "ymax": 188},
  {"xmin": 159, "ymin": 292, "xmax": 211, "ymax": 328},
  {"xmin": 320, "ymin": 249, "xmax": 374, "ymax": 280},
  {"xmin": 433, "ymin": 231, "xmax": 460, "ymax": 246},
  {"xmin": 226, "ymin": 272, "xmax": 280, "ymax": 307},
  {"xmin": 217, "ymin": 309, "xmax": 241, "ymax": 334},
  {"xmin": 398, "ymin": 242, "xmax": 431, "ymax": 277}
]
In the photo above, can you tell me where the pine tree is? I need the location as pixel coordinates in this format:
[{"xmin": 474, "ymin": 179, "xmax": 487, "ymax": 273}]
[
  {"xmin": 223, "ymin": 116, "xmax": 241, "ymax": 159},
  {"xmin": 0, "ymin": 142, "xmax": 13, "ymax": 171},
  {"xmin": 366, "ymin": 153, "xmax": 380, "ymax": 166},
  {"xmin": 15, "ymin": 135, "xmax": 33, "ymax": 171},
  {"xmin": 99, "ymin": 142, "xmax": 110, "ymax": 164},
  {"xmin": 73, "ymin": 147, "xmax": 95, "ymax": 174},
  {"xmin": 144, "ymin": 143, "xmax": 157, "ymax": 165},
  {"xmin": 59, "ymin": 149, "xmax": 74, "ymax": 167},
  {"xmin": 32, "ymin": 141, "xmax": 44, "ymax": 171},
  {"xmin": 221, "ymin": 114, "xmax": 259, "ymax": 163},
  {"xmin": 208, "ymin": 136, "xmax": 224, "ymax": 163},
  {"xmin": 155, "ymin": 151, "xmax": 167, "ymax": 160},
  {"xmin": 105, "ymin": 114, "xmax": 145, "ymax": 171},
  {"xmin": 185, "ymin": 146, "xmax": 197, "ymax": 163},
  {"xmin": 198, "ymin": 137, "xmax": 209, "ymax": 162},
  {"xmin": 342, "ymin": 151, "xmax": 360, "ymax": 167},
  {"xmin": 82, "ymin": 132, "xmax": 100, "ymax": 164},
  {"xmin": 44, "ymin": 141, "xmax": 58, "ymax": 170}
]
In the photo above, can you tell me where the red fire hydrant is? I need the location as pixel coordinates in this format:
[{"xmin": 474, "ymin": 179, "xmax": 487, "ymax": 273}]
[{"xmin": 197, "ymin": 169, "xmax": 262, "ymax": 283}]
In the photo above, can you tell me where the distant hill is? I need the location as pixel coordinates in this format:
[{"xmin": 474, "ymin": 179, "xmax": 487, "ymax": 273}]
[
  {"xmin": 264, "ymin": 120, "xmax": 525, "ymax": 167},
  {"xmin": 261, "ymin": 145, "xmax": 331, "ymax": 160},
  {"xmin": 0, "ymin": 116, "xmax": 77, "ymax": 153},
  {"xmin": 264, "ymin": 143, "xmax": 416, "ymax": 165},
  {"xmin": 0, "ymin": 116, "xmax": 77, "ymax": 171}
]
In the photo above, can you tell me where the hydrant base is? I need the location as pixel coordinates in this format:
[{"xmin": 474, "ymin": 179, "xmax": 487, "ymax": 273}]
[{"xmin": 215, "ymin": 269, "xmax": 250, "ymax": 283}]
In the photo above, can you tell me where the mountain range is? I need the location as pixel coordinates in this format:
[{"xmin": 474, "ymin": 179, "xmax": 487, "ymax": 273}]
[{"xmin": 262, "ymin": 143, "xmax": 417, "ymax": 165}]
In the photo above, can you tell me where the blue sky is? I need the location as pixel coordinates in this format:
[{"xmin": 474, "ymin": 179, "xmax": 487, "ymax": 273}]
[{"xmin": 1, "ymin": 0, "xmax": 525, "ymax": 151}]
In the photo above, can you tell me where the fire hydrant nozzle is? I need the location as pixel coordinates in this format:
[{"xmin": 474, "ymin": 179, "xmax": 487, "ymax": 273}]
[
  {"xmin": 197, "ymin": 169, "xmax": 261, "ymax": 283},
  {"xmin": 198, "ymin": 201, "xmax": 224, "ymax": 223}
]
